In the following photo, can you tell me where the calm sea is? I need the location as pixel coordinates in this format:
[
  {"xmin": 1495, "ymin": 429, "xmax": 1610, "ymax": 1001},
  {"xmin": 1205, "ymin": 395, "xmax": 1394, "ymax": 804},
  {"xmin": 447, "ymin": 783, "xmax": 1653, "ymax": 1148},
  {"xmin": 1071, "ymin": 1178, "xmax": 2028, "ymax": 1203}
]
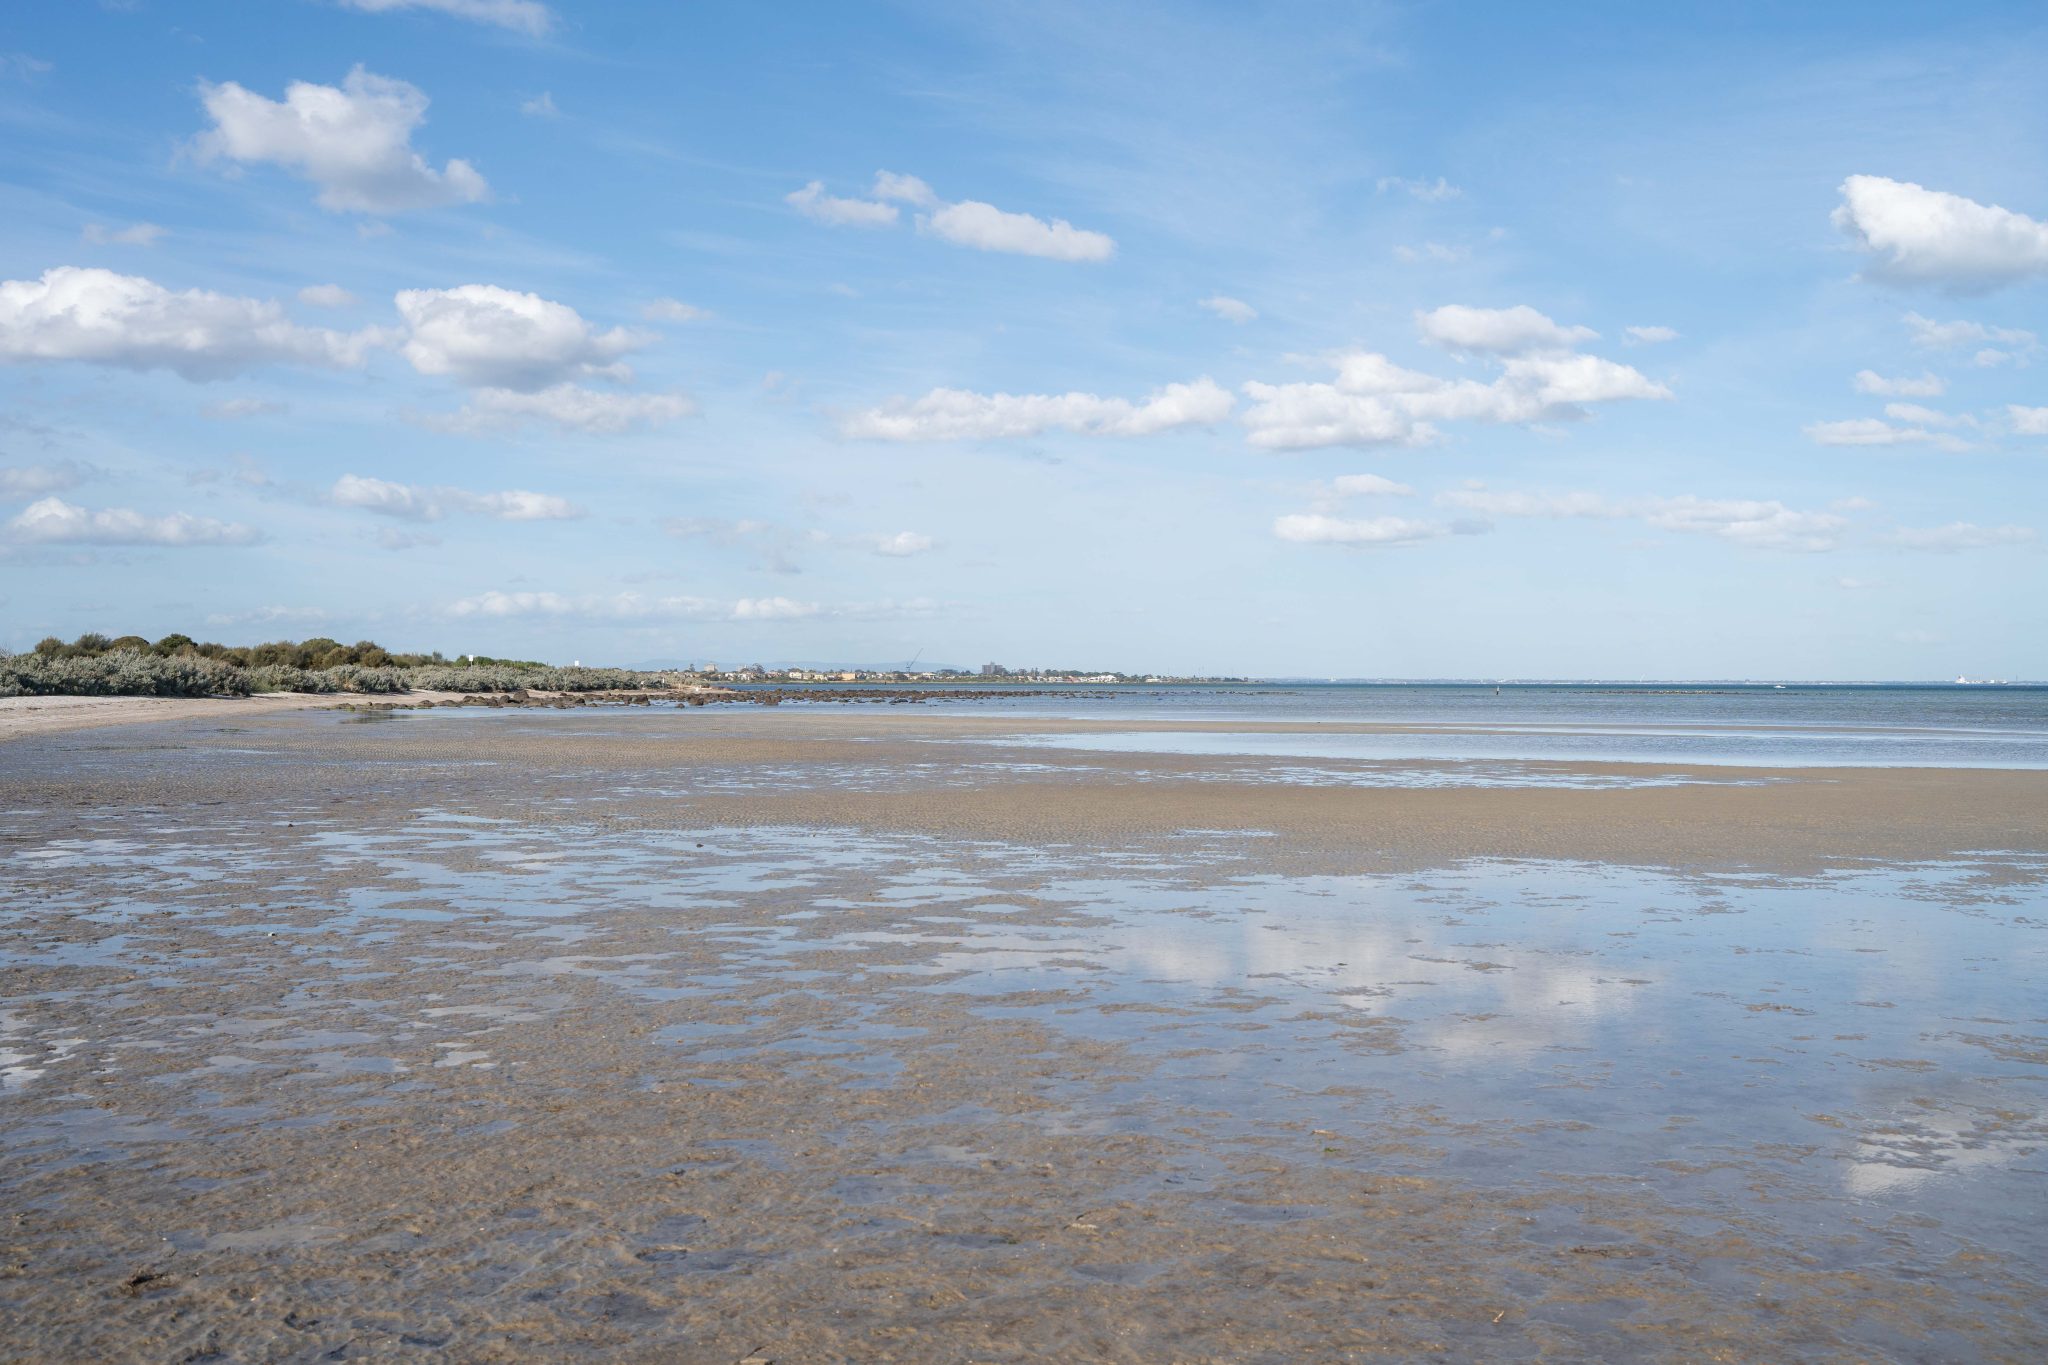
[{"xmin": 737, "ymin": 682, "xmax": 2048, "ymax": 769}]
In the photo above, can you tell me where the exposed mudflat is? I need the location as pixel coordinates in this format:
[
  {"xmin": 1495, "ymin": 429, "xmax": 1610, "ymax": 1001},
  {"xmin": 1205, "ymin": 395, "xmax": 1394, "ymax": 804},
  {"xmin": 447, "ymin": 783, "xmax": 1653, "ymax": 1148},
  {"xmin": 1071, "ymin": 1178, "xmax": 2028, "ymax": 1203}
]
[{"xmin": 3, "ymin": 707, "xmax": 2045, "ymax": 1361}]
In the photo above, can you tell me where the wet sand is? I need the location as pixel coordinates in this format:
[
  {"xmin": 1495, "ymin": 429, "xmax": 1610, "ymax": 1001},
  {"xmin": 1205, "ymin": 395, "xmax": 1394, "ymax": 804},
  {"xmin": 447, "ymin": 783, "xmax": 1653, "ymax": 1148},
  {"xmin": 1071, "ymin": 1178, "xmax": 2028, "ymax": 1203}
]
[{"xmin": 3, "ymin": 705, "xmax": 2046, "ymax": 1361}]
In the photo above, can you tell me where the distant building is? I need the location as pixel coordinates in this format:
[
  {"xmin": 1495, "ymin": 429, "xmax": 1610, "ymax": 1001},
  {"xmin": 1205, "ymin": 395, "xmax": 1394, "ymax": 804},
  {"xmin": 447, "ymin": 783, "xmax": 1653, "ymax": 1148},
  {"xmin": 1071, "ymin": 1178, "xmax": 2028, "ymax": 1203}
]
[{"xmin": 980, "ymin": 662, "xmax": 1007, "ymax": 676}]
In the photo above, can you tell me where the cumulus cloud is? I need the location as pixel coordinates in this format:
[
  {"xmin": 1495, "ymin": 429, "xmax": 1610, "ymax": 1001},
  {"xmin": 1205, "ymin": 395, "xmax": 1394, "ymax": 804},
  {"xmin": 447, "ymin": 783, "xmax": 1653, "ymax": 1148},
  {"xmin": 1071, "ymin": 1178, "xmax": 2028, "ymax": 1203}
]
[
  {"xmin": 1241, "ymin": 339, "xmax": 1669, "ymax": 451},
  {"xmin": 520, "ymin": 92, "xmax": 558, "ymax": 117},
  {"xmin": 5, "ymin": 496, "xmax": 259, "ymax": 546},
  {"xmin": 394, "ymin": 284, "xmax": 645, "ymax": 389},
  {"xmin": 1803, "ymin": 417, "xmax": 1968, "ymax": 451},
  {"xmin": 0, "ymin": 460, "xmax": 90, "ymax": 497},
  {"xmin": 329, "ymin": 473, "xmax": 583, "ymax": 521},
  {"xmin": 2009, "ymin": 405, "xmax": 2048, "ymax": 436},
  {"xmin": 339, "ymin": 0, "xmax": 553, "ymax": 34},
  {"xmin": 1852, "ymin": 369, "xmax": 1943, "ymax": 397},
  {"xmin": 0, "ymin": 266, "xmax": 377, "ymax": 379},
  {"xmin": 1377, "ymin": 176, "xmax": 1461, "ymax": 202},
  {"xmin": 786, "ymin": 180, "xmax": 898, "ymax": 227},
  {"xmin": 1416, "ymin": 304, "xmax": 1596, "ymax": 353},
  {"xmin": 1887, "ymin": 521, "xmax": 2036, "ymax": 552},
  {"xmin": 921, "ymin": 200, "xmax": 1115, "ymax": 262},
  {"xmin": 1199, "ymin": 295, "xmax": 1257, "ymax": 324},
  {"xmin": 330, "ymin": 473, "xmax": 439, "ymax": 520},
  {"xmin": 428, "ymin": 383, "xmax": 695, "ymax": 434},
  {"xmin": 789, "ymin": 171, "xmax": 1115, "ymax": 261},
  {"xmin": 447, "ymin": 589, "xmax": 938, "ymax": 622},
  {"xmin": 203, "ymin": 397, "xmax": 287, "ymax": 419},
  {"xmin": 194, "ymin": 66, "xmax": 488, "ymax": 215},
  {"xmin": 869, "ymin": 531, "xmax": 933, "ymax": 557},
  {"xmin": 869, "ymin": 171, "xmax": 938, "ymax": 206},
  {"xmin": 1833, "ymin": 175, "xmax": 2048, "ymax": 291},
  {"xmin": 1272, "ymin": 513, "xmax": 1470, "ymax": 546},
  {"xmin": 1438, "ymin": 487, "xmax": 1848, "ymax": 552},
  {"xmin": 842, "ymin": 377, "xmax": 1231, "ymax": 441},
  {"xmin": 1882, "ymin": 403, "xmax": 1973, "ymax": 428},
  {"xmin": 82, "ymin": 222, "xmax": 165, "ymax": 247},
  {"xmin": 1624, "ymin": 325, "xmax": 1679, "ymax": 344}
]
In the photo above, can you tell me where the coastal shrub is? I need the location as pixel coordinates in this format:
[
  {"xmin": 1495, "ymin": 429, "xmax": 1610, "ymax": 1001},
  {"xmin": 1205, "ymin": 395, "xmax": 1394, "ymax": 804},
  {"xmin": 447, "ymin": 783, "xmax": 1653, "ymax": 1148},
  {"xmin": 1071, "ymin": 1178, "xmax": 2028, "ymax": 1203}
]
[
  {"xmin": 246, "ymin": 664, "xmax": 336, "ymax": 694},
  {"xmin": 324, "ymin": 664, "xmax": 411, "ymax": 694},
  {"xmin": 0, "ymin": 649, "xmax": 251, "ymax": 698},
  {"xmin": 401, "ymin": 664, "xmax": 656, "ymax": 693}
]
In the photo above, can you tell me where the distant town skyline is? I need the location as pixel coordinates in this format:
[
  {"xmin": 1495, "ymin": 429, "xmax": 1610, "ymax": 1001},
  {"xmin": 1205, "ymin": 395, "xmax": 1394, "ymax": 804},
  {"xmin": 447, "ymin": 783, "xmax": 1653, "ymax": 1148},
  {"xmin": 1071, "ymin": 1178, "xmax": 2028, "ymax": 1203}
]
[{"xmin": 2, "ymin": 1, "xmax": 2044, "ymax": 678}]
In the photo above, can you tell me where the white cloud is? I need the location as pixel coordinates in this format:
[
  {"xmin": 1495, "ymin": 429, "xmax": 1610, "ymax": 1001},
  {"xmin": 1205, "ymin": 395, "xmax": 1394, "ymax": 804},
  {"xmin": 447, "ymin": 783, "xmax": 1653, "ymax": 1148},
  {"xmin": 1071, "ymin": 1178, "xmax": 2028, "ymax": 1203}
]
[
  {"xmin": 790, "ymin": 172, "xmax": 1115, "ymax": 262},
  {"xmin": 1376, "ymin": 176, "xmax": 1461, "ymax": 202},
  {"xmin": 1835, "ymin": 576, "xmax": 1881, "ymax": 590},
  {"xmin": 330, "ymin": 474, "xmax": 584, "ymax": 522},
  {"xmin": 394, "ymin": 284, "xmax": 645, "ymax": 389},
  {"xmin": 1882, "ymin": 403, "xmax": 1972, "ymax": 428},
  {"xmin": 1852, "ymin": 369, "xmax": 1944, "ymax": 397},
  {"xmin": 297, "ymin": 283, "xmax": 358, "ymax": 308},
  {"xmin": 1273, "ymin": 513, "xmax": 1465, "ymax": 546},
  {"xmin": 82, "ymin": 222, "xmax": 165, "ymax": 247},
  {"xmin": 330, "ymin": 473, "xmax": 439, "ymax": 520},
  {"xmin": 869, "ymin": 171, "xmax": 938, "ymax": 206},
  {"xmin": 786, "ymin": 180, "xmax": 898, "ymax": 228},
  {"xmin": 338, "ymin": 0, "xmax": 553, "ymax": 37},
  {"xmin": 203, "ymin": 397, "xmax": 287, "ymax": 419},
  {"xmin": 1903, "ymin": 311, "xmax": 2036, "ymax": 350},
  {"xmin": 0, "ymin": 460, "xmax": 89, "ymax": 497},
  {"xmin": 1637, "ymin": 496, "xmax": 1848, "ymax": 552},
  {"xmin": 0, "ymin": 266, "xmax": 376, "ymax": 379},
  {"xmin": 1199, "ymin": 295, "xmax": 1257, "ymax": 324},
  {"xmin": 921, "ymin": 200, "xmax": 1115, "ymax": 262},
  {"xmin": 1328, "ymin": 473, "xmax": 1414, "ymax": 497},
  {"xmin": 5, "ymin": 496, "xmax": 259, "ymax": 546},
  {"xmin": 2009, "ymin": 405, "xmax": 2048, "ymax": 435},
  {"xmin": 430, "ymin": 383, "xmax": 696, "ymax": 434},
  {"xmin": 194, "ymin": 66, "xmax": 488, "ymax": 215},
  {"xmin": 1438, "ymin": 488, "xmax": 1848, "ymax": 552},
  {"xmin": 1887, "ymin": 522, "xmax": 2036, "ymax": 552},
  {"xmin": 1833, "ymin": 176, "xmax": 2048, "ymax": 291},
  {"xmin": 520, "ymin": 91, "xmax": 558, "ymax": 118},
  {"xmin": 460, "ymin": 488, "xmax": 581, "ymax": 520},
  {"xmin": 447, "ymin": 590, "xmax": 938, "ymax": 622},
  {"xmin": 1416, "ymin": 304, "xmax": 1595, "ymax": 353},
  {"xmin": 869, "ymin": 531, "xmax": 934, "ymax": 557},
  {"xmin": 643, "ymin": 297, "xmax": 708, "ymax": 323},
  {"xmin": 1241, "ymin": 342, "xmax": 1669, "ymax": 451},
  {"xmin": 1802, "ymin": 417, "xmax": 1968, "ymax": 451},
  {"xmin": 1624, "ymin": 325, "xmax": 1679, "ymax": 345},
  {"xmin": 842, "ymin": 377, "xmax": 1231, "ymax": 441}
]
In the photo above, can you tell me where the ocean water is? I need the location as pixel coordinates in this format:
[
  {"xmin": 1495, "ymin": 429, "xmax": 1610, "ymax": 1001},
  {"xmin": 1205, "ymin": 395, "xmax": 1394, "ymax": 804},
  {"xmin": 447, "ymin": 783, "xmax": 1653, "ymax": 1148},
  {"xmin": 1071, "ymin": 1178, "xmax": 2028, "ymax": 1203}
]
[{"xmin": 744, "ymin": 682, "xmax": 2048, "ymax": 768}]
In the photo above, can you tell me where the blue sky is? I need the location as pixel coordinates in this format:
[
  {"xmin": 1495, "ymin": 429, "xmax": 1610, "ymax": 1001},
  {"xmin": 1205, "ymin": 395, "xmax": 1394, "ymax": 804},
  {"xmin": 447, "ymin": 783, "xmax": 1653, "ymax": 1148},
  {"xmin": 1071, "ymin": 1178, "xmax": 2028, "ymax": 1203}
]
[{"xmin": 1, "ymin": 0, "xmax": 2044, "ymax": 677}]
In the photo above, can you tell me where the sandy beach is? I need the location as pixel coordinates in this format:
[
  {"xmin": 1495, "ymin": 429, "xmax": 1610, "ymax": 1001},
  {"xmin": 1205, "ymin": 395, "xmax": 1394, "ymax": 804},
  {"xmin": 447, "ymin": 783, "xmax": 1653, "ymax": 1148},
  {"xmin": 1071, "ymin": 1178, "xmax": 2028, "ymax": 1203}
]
[{"xmin": 4, "ymin": 702, "xmax": 2046, "ymax": 1360}]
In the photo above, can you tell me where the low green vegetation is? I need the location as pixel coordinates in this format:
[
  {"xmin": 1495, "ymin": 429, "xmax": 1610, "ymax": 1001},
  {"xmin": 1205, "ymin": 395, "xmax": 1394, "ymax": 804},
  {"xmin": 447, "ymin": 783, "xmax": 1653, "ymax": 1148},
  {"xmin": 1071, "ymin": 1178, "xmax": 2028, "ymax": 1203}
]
[{"xmin": 0, "ymin": 633, "xmax": 660, "ymax": 699}]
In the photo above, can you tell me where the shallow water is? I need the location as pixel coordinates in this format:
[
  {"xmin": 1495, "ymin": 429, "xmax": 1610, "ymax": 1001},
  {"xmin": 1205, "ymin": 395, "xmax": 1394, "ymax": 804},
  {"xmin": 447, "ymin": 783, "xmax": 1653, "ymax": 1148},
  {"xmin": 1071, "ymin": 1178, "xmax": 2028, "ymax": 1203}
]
[
  {"xmin": 4, "ymin": 713, "xmax": 2047, "ymax": 1359},
  {"xmin": 7, "ymin": 786, "xmax": 2047, "ymax": 1358}
]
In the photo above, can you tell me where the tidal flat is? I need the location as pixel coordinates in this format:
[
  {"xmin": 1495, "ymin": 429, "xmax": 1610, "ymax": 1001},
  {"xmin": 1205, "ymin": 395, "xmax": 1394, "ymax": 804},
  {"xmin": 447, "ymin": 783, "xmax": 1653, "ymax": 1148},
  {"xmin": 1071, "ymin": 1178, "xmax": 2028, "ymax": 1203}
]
[{"xmin": 4, "ymin": 705, "xmax": 2046, "ymax": 1361}]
